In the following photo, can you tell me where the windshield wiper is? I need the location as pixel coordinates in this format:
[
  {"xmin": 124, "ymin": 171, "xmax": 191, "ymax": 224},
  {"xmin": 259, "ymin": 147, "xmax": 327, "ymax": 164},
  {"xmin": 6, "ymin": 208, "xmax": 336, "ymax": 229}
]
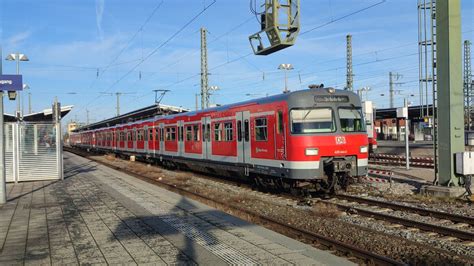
[{"xmin": 302, "ymin": 109, "xmax": 312, "ymax": 120}]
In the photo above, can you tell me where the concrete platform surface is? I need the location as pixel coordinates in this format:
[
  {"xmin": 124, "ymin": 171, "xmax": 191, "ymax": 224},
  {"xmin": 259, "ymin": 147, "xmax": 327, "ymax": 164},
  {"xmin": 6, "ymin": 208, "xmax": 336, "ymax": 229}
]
[{"xmin": 0, "ymin": 152, "xmax": 352, "ymax": 265}]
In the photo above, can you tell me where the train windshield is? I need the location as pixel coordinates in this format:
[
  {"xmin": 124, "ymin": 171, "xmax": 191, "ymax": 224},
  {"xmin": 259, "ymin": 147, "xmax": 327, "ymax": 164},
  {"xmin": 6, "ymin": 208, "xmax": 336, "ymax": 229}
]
[
  {"xmin": 339, "ymin": 107, "xmax": 366, "ymax": 132},
  {"xmin": 290, "ymin": 108, "xmax": 335, "ymax": 133}
]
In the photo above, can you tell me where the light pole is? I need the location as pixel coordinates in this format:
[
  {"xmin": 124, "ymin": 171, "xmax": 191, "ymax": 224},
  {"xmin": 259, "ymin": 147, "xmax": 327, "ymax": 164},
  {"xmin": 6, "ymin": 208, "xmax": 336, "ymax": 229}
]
[
  {"xmin": 207, "ymin": 86, "xmax": 219, "ymax": 107},
  {"xmin": 278, "ymin": 63, "xmax": 294, "ymax": 93},
  {"xmin": 5, "ymin": 53, "xmax": 29, "ymax": 117},
  {"xmin": 22, "ymin": 84, "xmax": 30, "ymax": 114},
  {"xmin": 404, "ymin": 97, "xmax": 410, "ymax": 170}
]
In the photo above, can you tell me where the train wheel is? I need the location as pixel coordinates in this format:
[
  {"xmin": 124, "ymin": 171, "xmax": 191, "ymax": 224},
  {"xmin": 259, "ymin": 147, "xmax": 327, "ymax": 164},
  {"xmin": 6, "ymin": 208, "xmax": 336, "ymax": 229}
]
[{"xmin": 322, "ymin": 174, "xmax": 338, "ymax": 195}]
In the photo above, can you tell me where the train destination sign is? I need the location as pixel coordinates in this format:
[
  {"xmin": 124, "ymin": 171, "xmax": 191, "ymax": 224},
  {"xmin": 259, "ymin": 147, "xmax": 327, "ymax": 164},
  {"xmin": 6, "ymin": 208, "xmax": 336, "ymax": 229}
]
[
  {"xmin": 314, "ymin": 95, "xmax": 349, "ymax": 103},
  {"xmin": 0, "ymin": 75, "xmax": 23, "ymax": 91}
]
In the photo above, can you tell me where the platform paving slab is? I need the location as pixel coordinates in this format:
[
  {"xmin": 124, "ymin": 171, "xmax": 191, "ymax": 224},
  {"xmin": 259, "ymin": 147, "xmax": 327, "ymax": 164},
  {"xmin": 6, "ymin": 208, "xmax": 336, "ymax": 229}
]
[{"xmin": 0, "ymin": 151, "xmax": 354, "ymax": 265}]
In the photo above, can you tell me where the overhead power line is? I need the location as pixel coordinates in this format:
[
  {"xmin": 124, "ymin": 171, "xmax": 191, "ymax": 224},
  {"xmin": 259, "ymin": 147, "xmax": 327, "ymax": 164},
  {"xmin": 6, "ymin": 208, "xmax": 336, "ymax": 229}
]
[
  {"xmin": 79, "ymin": 0, "xmax": 217, "ymax": 113},
  {"xmin": 300, "ymin": 0, "xmax": 386, "ymax": 36},
  {"xmin": 102, "ymin": 0, "xmax": 217, "ymax": 93}
]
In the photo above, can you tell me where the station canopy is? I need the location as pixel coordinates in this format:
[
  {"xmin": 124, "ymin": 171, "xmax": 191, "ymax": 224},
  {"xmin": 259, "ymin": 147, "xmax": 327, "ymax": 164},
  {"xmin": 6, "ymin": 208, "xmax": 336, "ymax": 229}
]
[
  {"xmin": 375, "ymin": 104, "xmax": 435, "ymax": 120},
  {"xmin": 3, "ymin": 105, "xmax": 73, "ymax": 122},
  {"xmin": 74, "ymin": 104, "xmax": 189, "ymax": 132}
]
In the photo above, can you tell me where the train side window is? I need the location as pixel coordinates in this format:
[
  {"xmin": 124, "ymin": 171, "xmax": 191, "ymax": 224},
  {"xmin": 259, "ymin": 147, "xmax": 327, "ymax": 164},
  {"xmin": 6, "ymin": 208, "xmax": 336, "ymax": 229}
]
[
  {"xmin": 193, "ymin": 125, "xmax": 200, "ymax": 141},
  {"xmin": 177, "ymin": 126, "xmax": 181, "ymax": 141},
  {"xmin": 202, "ymin": 124, "xmax": 206, "ymax": 142},
  {"xmin": 206, "ymin": 124, "xmax": 210, "ymax": 141},
  {"xmin": 160, "ymin": 128, "xmax": 164, "ymax": 141},
  {"xmin": 255, "ymin": 117, "xmax": 268, "ymax": 141},
  {"xmin": 155, "ymin": 128, "xmax": 159, "ymax": 141},
  {"xmin": 149, "ymin": 129, "xmax": 153, "ymax": 141},
  {"xmin": 133, "ymin": 131, "xmax": 137, "ymax": 141},
  {"xmin": 244, "ymin": 119, "xmax": 249, "ymax": 142},
  {"xmin": 237, "ymin": 121, "xmax": 242, "ymax": 141},
  {"xmin": 277, "ymin": 110, "xmax": 284, "ymax": 134},
  {"xmin": 166, "ymin": 127, "xmax": 176, "ymax": 141},
  {"xmin": 214, "ymin": 123, "xmax": 222, "ymax": 141},
  {"xmin": 186, "ymin": 126, "xmax": 193, "ymax": 141},
  {"xmin": 166, "ymin": 128, "xmax": 171, "ymax": 141},
  {"xmin": 171, "ymin": 127, "xmax": 176, "ymax": 141},
  {"xmin": 224, "ymin": 122, "xmax": 233, "ymax": 141}
]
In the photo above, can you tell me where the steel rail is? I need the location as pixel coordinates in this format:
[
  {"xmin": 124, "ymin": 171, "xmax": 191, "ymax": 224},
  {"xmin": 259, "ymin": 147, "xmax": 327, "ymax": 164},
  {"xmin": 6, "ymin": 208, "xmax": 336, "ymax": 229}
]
[
  {"xmin": 336, "ymin": 194, "xmax": 474, "ymax": 226},
  {"xmin": 334, "ymin": 195, "xmax": 474, "ymax": 241}
]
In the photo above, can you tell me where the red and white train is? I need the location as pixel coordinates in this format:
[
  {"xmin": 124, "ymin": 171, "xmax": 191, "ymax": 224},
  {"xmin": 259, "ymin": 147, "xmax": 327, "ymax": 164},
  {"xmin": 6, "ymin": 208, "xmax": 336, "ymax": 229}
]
[{"xmin": 70, "ymin": 87, "xmax": 369, "ymax": 193}]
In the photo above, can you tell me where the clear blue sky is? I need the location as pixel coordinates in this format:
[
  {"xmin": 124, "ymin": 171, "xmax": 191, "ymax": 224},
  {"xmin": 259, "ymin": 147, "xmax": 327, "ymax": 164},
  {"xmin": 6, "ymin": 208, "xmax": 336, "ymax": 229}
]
[{"xmin": 0, "ymin": 0, "xmax": 473, "ymax": 123}]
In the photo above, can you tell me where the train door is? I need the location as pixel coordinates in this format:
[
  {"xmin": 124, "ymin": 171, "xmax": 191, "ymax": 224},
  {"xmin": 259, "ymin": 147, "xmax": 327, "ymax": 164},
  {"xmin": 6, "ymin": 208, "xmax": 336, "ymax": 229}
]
[
  {"xmin": 144, "ymin": 125, "xmax": 149, "ymax": 154},
  {"xmin": 201, "ymin": 116, "xmax": 211, "ymax": 160},
  {"xmin": 275, "ymin": 109, "xmax": 286, "ymax": 160},
  {"xmin": 133, "ymin": 127, "xmax": 137, "ymax": 152},
  {"xmin": 177, "ymin": 121, "xmax": 184, "ymax": 157},
  {"xmin": 148, "ymin": 126, "xmax": 155, "ymax": 155},
  {"xmin": 159, "ymin": 123, "xmax": 164, "ymax": 155},
  {"xmin": 236, "ymin": 111, "xmax": 251, "ymax": 163}
]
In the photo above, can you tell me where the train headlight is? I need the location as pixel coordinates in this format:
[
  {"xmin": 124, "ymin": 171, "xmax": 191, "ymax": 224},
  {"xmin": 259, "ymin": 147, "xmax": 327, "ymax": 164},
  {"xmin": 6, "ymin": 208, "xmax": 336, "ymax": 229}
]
[
  {"xmin": 360, "ymin": 146, "xmax": 368, "ymax": 153},
  {"xmin": 305, "ymin": 148, "xmax": 319, "ymax": 156}
]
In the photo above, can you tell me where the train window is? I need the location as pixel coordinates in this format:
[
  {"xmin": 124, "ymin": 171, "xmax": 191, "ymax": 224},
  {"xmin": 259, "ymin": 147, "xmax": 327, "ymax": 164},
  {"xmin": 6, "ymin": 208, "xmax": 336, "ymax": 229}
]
[
  {"xmin": 255, "ymin": 118, "xmax": 268, "ymax": 141},
  {"xmin": 214, "ymin": 123, "xmax": 223, "ymax": 141},
  {"xmin": 244, "ymin": 120, "xmax": 249, "ymax": 142},
  {"xmin": 206, "ymin": 124, "xmax": 211, "ymax": 141},
  {"xmin": 180, "ymin": 126, "xmax": 184, "ymax": 141},
  {"xmin": 339, "ymin": 108, "xmax": 366, "ymax": 132},
  {"xmin": 155, "ymin": 128, "xmax": 159, "ymax": 141},
  {"xmin": 202, "ymin": 125, "xmax": 206, "ymax": 142},
  {"xmin": 224, "ymin": 122, "xmax": 233, "ymax": 141},
  {"xmin": 133, "ymin": 131, "xmax": 137, "ymax": 141},
  {"xmin": 193, "ymin": 125, "xmax": 200, "ymax": 141},
  {"xmin": 186, "ymin": 126, "xmax": 193, "ymax": 141},
  {"xmin": 277, "ymin": 110, "xmax": 284, "ymax": 134},
  {"xmin": 237, "ymin": 121, "xmax": 242, "ymax": 141},
  {"xmin": 166, "ymin": 127, "xmax": 176, "ymax": 141},
  {"xmin": 290, "ymin": 108, "xmax": 335, "ymax": 134},
  {"xmin": 137, "ymin": 130, "xmax": 143, "ymax": 141},
  {"xmin": 149, "ymin": 129, "xmax": 153, "ymax": 141},
  {"xmin": 160, "ymin": 128, "xmax": 164, "ymax": 141}
]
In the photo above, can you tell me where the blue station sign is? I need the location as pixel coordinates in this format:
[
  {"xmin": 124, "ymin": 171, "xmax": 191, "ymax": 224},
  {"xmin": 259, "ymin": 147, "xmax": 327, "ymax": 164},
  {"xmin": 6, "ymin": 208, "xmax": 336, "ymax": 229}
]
[{"xmin": 0, "ymin": 75, "xmax": 23, "ymax": 91}]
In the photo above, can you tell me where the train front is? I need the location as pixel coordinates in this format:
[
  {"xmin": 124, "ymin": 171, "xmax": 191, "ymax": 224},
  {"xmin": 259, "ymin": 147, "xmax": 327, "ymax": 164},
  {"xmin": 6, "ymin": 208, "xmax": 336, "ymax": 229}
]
[{"xmin": 285, "ymin": 87, "xmax": 368, "ymax": 193}]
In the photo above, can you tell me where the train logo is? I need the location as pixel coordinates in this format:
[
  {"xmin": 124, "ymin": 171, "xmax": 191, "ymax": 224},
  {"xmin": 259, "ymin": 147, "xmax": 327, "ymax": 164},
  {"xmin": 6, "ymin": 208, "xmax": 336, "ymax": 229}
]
[{"xmin": 335, "ymin": 136, "xmax": 346, "ymax": 145}]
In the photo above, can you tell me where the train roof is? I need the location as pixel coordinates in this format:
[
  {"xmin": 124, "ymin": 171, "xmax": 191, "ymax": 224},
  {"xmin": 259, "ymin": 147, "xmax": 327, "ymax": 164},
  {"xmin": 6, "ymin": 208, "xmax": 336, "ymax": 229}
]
[{"xmin": 73, "ymin": 87, "xmax": 360, "ymax": 133}]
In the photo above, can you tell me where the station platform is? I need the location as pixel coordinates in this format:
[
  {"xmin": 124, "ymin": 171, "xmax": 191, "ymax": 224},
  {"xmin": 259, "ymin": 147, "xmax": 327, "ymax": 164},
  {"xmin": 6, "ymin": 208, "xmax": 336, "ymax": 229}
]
[{"xmin": 0, "ymin": 152, "xmax": 351, "ymax": 265}]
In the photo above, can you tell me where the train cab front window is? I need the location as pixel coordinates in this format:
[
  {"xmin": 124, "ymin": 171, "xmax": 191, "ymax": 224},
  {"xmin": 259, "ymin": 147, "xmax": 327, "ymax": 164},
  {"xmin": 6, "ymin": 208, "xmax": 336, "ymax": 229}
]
[
  {"xmin": 290, "ymin": 108, "xmax": 335, "ymax": 134},
  {"xmin": 339, "ymin": 108, "xmax": 366, "ymax": 132}
]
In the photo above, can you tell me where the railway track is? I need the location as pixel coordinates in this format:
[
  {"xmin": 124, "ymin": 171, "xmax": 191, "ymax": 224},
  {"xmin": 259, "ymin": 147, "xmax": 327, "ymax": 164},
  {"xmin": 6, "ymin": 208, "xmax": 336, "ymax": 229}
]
[
  {"xmin": 369, "ymin": 154, "xmax": 434, "ymax": 168},
  {"xmin": 64, "ymin": 147, "xmax": 402, "ymax": 265},
  {"xmin": 328, "ymin": 194, "xmax": 474, "ymax": 241}
]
